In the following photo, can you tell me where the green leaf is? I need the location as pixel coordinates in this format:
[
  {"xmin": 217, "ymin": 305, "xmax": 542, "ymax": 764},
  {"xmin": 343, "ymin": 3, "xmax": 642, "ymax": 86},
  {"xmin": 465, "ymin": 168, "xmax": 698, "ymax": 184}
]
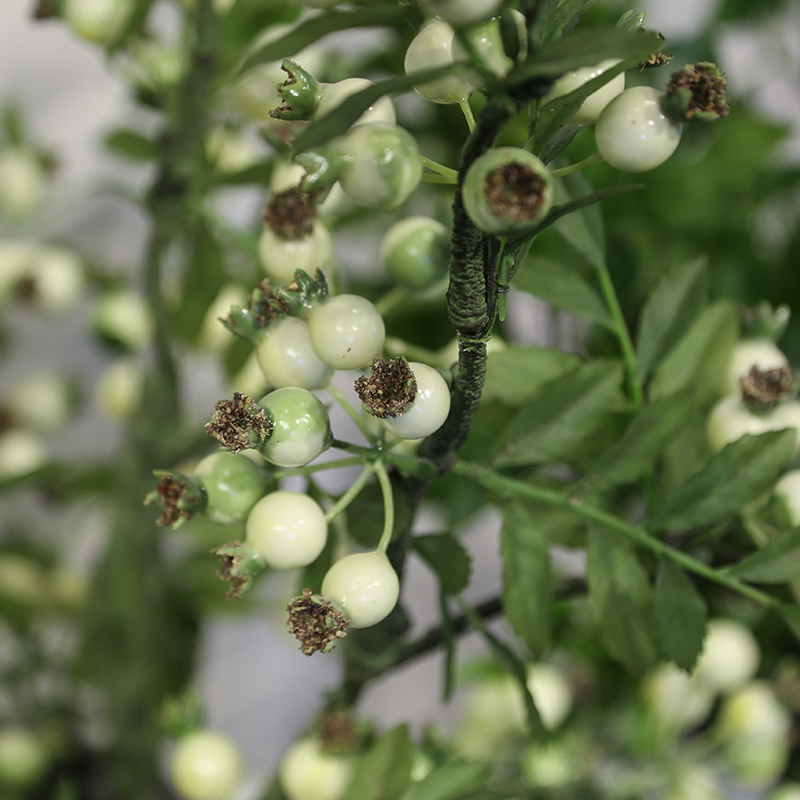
[
  {"xmin": 541, "ymin": 0, "xmax": 592, "ymax": 42},
  {"xmin": 729, "ymin": 527, "xmax": 800, "ymax": 584},
  {"xmin": 651, "ymin": 430, "xmax": 796, "ymax": 531},
  {"xmin": 483, "ymin": 345, "xmax": 580, "ymax": 406},
  {"xmin": 343, "ymin": 725, "xmax": 414, "ymax": 800},
  {"xmin": 578, "ymin": 392, "xmax": 695, "ymax": 494},
  {"xmin": 412, "ymin": 534, "xmax": 472, "ymax": 595},
  {"xmin": 235, "ymin": 7, "xmax": 403, "ymax": 75},
  {"xmin": 551, "ymin": 170, "xmax": 606, "ymax": 269},
  {"xmin": 291, "ymin": 64, "xmax": 464, "ymax": 155},
  {"xmin": 105, "ymin": 129, "xmax": 155, "ymax": 161},
  {"xmin": 494, "ymin": 360, "xmax": 624, "ymax": 467},
  {"xmin": 636, "ymin": 257, "xmax": 711, "ymax": 379},
  {"xmin": 777, "ymin": 605, "xmax": 800, "ymax": 643},
  {"xmin": 648, "ymin": 300, "xmax": 739, "ymax": 403},
  {"xmin": 514, "ymin": 256, "xmax": 613, "ymax": 328},
  {"xmin": 500, "ymin": 502, "xmax": 553, "ymax": 654},
  {"xmin": 653, "ymin": 559, "xmax": 707, "ymax": 671},
  {"xmin": 587, "ymin": 528, "xmax": 658, "ymax": 674},
  {"xmin": 401, "ymin": 762, "xmax": 492, "ymax": 800}
]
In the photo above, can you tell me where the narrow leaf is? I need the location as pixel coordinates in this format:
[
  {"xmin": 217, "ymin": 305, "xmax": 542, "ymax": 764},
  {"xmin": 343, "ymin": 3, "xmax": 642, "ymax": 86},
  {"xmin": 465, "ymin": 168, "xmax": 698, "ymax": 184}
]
[
  {"xmin": 514, "ymin": 257, "xmax": 613, "ymax": 328},
  {"xmin": 778, "ymin": 605, "xmax": 800, "ymax": 643},
  {"xmin": 413, "ymin": 534, "xmax": 472, "ymax": 595},
  {"xmin": 542, "ymin": 0, "xmax": 592, "ymax": 42},
  {"xmin": 552, "ymin": 170, "xmax": 606, "ymax": 269},
  {"xmin": 342, "ymin": 725, "xmax": 414, "ymax": 800},
  {"xmin": 401, "ymin": 762, "xmax": 492, "ymax": 800},
  {"xmin": 729, "ymin": 527, "xmax": 800, "ymax": 583},
  {"xmin": 649, "ymin": 300, "xmax": 739, "ymax": 402},
  {"xmin": 482, "ymin": 345, "xmax": 580, "ymax": 406},
  {"xmin": 653, "ymin": 559, "xmax": 707, "ymax": 671},
  {"xmin": 500, "ymin": 502, "xmax": 553, "ymax": 654},
  {"xmin": 636, "ymin": 257, "xmax": 711, "ymax": 379},
  {"xmin": 578, "ymin": 391, "xmax": 695, "ymax": 494},
  {"xmin": 651, "ymin": 430, "xmax": 796, "ymax": 531},
  {"xmin": 587, "ymin": 528, "xmax": 658, "ymax": 673},
  {"xmin": 494, "ymin": 360, "xmax": 624, "ymax": 467},
  {"xmin": 105, "ymin": 129, "xmax": 155, "ymax": 161},
  {"xmin": 236, "ymin": 7, "xmax": 403, "ymax": 75}
]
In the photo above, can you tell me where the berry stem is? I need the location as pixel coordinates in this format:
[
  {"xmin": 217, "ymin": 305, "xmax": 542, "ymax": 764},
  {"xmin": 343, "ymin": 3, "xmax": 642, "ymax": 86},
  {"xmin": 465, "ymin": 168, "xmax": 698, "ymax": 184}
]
[
  {"xmin": 375, "ymin": 460, "xmax": 394, "ymax": 553},
  {"xmin": 275, "ymin": 456, "xmax": 365, "ymax": 479},
  {"xmin": 324, "ymin": 464, "xmax": 377, "ymax": 523},
  {"xmin": 326, "ymin": 382, "xmax": 376, "ymax": 443},
  {"xmin": 549, "ymin": 153, "xmax": 605, "ymax": 179},
  {"xmin": 420, "ymin": 156, "xmax": 459, "ymax": 182},
  {"xmin": 458, "ymin": 97, "xmax": 477, "ymax": 132}
]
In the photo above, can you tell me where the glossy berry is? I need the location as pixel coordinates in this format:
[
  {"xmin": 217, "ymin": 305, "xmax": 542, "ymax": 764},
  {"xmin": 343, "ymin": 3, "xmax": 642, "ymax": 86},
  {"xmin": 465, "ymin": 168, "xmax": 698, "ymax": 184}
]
[
  {"xmin": 542, "ymin": 59, "xmax": 625, "ymax": 125},
  {"xmin": 722, "ymin": 338, "xmax": 789, "ymax": 396},
  {"xmin": 404, "ymin": 20, "xmax": 475, "ymax": 104},
  {"xmin": 258, "ymin": 222, "xmax": 333, "ymax": 285},
  {"xmin": 246, "ymin": 491, "xmax": 327, "ymax": 569},
  {"xmin": 380, "ymin": 362, "xmax": 451, "ymax": 440},
  {"xmin": 380, "ymin": 217, "xmax": 449, "ymax": 290},
  {"xmin": 338, "ymin": 124, "xmax": 422, "ymax": 211},
  {"xmin": 462, "ymin": 148, "xmax": 553, "ymax": 235},
  {"xmin": 63, "ymin": 0, "xmax": 132, "ymax": 43},
  {"xmin": 307, "ymin": 294, "xmax": 385, "ymax": 371},
  {"xmin": 321, "ymin": 551, "xmax": 399, "ymax": 628},
  {"xmin": 169, "ymin": 730, "xmax": 242, "ymax": 800},
  {"xmin": 0, "ymin": 727, "xmax": 49, "ymax": 789},
  {"xmin": 259, "ymin": 387, "xmax": 332, "ymax": 467},
  {"xmin": 706, "ymin": 395, "xmax": 800, "ymax": 453},
  {"xmin": 256, "ymin": 316, "xmax": 333, "ymax": 390},
  {"xmin": 194, "ymin": 451, "xmax": 266, "ymax": 524},
  {"xmin": 595, "ymin": 86, "xmax": 682, "ymax": 172},
  {"xmin": 279, "ymin": 737, "xmax": 352, "ymax": 800}
]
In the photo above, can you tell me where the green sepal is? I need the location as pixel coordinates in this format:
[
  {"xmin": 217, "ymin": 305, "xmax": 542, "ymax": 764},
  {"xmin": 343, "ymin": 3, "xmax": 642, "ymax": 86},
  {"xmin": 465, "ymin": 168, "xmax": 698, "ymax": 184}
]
[
  {"xmin": 741, "ymin": 301, "xmax": 791, "ymax": 341},
  {"xmin": 272, "ymin": 59, "xmax": 322, "ymax": 121},
  {"xmin": 213, "ymin": 541, "xmax": 268, "ymax": 598},
  {"xmin": 275, "ymin": 269, "xmax": 329, "ymax": 319},
  {"xmin": 296, "ymin": 147, "xmax": 343, "ymax": 194},
  {"xmin": 144, "ymin": 471, "xmax": 207, "ymax": 530},
  {"xmin": 222, "ymin": 281, "xmax": 289, "ymax": 343}
]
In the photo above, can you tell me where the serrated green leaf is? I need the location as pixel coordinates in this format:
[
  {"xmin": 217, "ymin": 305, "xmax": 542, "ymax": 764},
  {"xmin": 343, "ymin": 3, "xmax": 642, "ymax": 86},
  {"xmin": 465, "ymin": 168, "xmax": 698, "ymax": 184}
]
[
  {"xmin": 105, "ymin": 129, "xmax": 155, "ymax": 161},
  {"xmin": 651, "ymin": 430, "xmax": 796, "ymax": 531},
  {"xmin": 653, "ymin": 559, "xmax": 707, "ymax": 671},
  {"xmin": 636, "ymin": 257, "xmax": 711, "ymax": 379},
  {"xmin": 177, "ymin": 224, "xmax": 226, "ymax": 342},
  {"xmin": 587, "ymin": 528, "xmax": 657, "ymax": 674},
  {"xmin": 729, "ymin": 527, "xmax": 800, "ymax": 584},
  {"xmin": 541, "ymin": 0, "xmax": 592, "ymax": 42},
  {"xmin": 342, "ymin": 725, "xmax": 414, "ymax": 800},
  {"xmin": 413, "ymin": 534, "xmax": 472, "ymax": 595},
  {"xmin": 578, "ymin": 392, "xmax": 695, "ymax": 494},
  {"xmin": 514, "ymin": 256, "xmax": 613, "ymax": 328},
  {"xmin": 291, "ymin": 64, "xmax": 464, "ymax": 155},
  {"xmin": 494, "ymin": 360, "xmax": 624, "ymax": 467},
  {"xmin": 500, "ymin": 502, "xmax": 553, "ymax": 654},
  {"xmin": 235, "ymin": 7, "xmax": 403, "ymax": 75},
  {"xmin": 483, "ymin": 345, "xmax": 580, "ymax": 406},
  {"xmin": 648, "ymin": 300, "xmax": 739, "ymax": 402},
  {"xmin": 401, "ymin": 762, "xmax": 491, "ymax": 800}
]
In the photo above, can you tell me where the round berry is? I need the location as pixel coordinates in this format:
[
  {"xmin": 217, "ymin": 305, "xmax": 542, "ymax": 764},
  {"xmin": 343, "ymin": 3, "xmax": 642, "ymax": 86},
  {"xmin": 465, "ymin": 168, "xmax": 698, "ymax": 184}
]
[
  {"xmin": 462, "ymin": 147, "xmax": 553, "ymax": 236},
  {"xmin": 194, "ymin": 451, "xmax": 266, "ymax": 524},
  {"xmin": 246, "ymin": 490, "xmax": 327, "ymax": 569},
  {"xmin": 722, "ymin": 338, "xmax": 789, "ymax": 396},
  {"xmin": 257, "ymin": 317, "xmax": 333, "ymax": 390},
  {"xmin": 380, "ymin": 217, "xmax": 449, "ymax": 291},
  {"xmin": 259, "ymin": 387, "xmax": 331, "ymax": 468},
  {"xmin": 0, "ymin": 727, "xmax": 49, "ymax": 789},
  {"xmin": 307, "ymin": 294, "xmax": 385, "ymax": 371},
  {"xmin": 338, "ymin": 124, "xmax": 422, "ymax": 211},
  {"xmin": 315, "ymin": 78, "xmax": 396, "ymax": 128},
  {"xmin": 693, "ymin": 618, "xmax": 759, "ymax": 694},
  {"xmin": 595, "ymin": 86, "xmax": 682, "ymax": 172},
  {"xmin": 258, "ymin": 223, "xmax": 333, "ymax": 285},
  {"xmin": 279, "ymin": 737, "xmax": 352, "ymax": 800},
  {"xmin": 321, "ymin": 551, "xmax": 399, "ymax": 628},
  {"xmin": 0, "ymin": 147, "xmax": 44, "ymax": 219},
  {"xmin": 542, "ymin": 59, "xmax": 625, "ymax": 125},
  {"xmin": 706, "ymin": 395, "xmax": 800, "ymax": 453},
  {"xmin": 63, "ymin": 0, "xmax": 133, "ymax": 43},
  {"xmin": 169, "ymin": 730, "xmax": 242, "ymax": 800},
  {"xmin": 774, "ymin": 470, "xmax": 800, "ymax": 528},
  {"xmin": 92, "ymin": 289, "xmax": 154, "ymax": 352},
  {"xmin": 404, "ymin": 20, "xmax": 475, "ymax": 104},
  {"xmin": 380, "ymin": 362, "xmax": 450, "ymax": 440}
]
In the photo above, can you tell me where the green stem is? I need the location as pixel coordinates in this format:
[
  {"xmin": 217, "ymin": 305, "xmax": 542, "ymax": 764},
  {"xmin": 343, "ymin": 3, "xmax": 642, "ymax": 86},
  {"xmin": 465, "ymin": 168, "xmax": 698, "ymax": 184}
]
[
  {"xmin": 326, "ymin": 382, "xmax": 375, "ymax": 443},
  {"xmin": 384, "ymin": 336, "xmax": 441, "ymax": 365},
  {"xmin": 274, "ymin": 456, "xmax": 364, "ymax": 480},
  {"xmin": 374, "ymin": 287, "xmax": 407, "ymax": 317},
  {"xmin": 331, "ymin": 439, "xmax": 376, "ymax": 459},
  {"xmin": 420, "ymin": 156, "xmax": 459, "ymax": 182},
  {"xmin": 452, "ymin": 461, "xmax": 779, "ymax": 610},
  {"xmin": 422, "ymin": 173, "xmax": 459, "ymax": 185},
  {"xmin": 324, "ymin": 463, "xmax": 377, "ymax": 523},
  {"xmin": 375, "ymin": 461, "xmax": 394, "ymax": 552},
  {"xmin": 596, "ymin": 262, "xmax": 644, "ymax": 411},
  {"xmin": 549, "ymin": 153, "xmax": 605, "ymax": 179},
  {"xmin": 458, "ymin": 97, "xmax": 476, "ymax": 131}
]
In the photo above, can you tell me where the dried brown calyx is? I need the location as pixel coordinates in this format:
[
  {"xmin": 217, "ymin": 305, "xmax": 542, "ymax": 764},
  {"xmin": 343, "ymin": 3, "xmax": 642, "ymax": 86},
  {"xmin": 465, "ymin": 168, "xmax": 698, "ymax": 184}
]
[
  {"xmin": 205, "ymin": 393, "xmax": 271, "ymax": 453},
  {"xmin": 264, "ymin": 186, "xmax": 318, "ymax": 240},
  {"xmin": 214, "ymin": 541, "xmax": 267, "ymax": 598},
  {"xmin": 483, "ymin": 162, "xmax": 549, "ymax": 224},
  {"xmin": 286, "ymin": 589, "xmax": 350, "ymax": 656},
  {"xmin": 144, "ymin": 472, "xmax": 205, "ymax": 529},
  {"xmin": 741, "ymin": 365, "xmax": 795, "ymax": 411},
  {"xmin": 317, "ymin": 709, "xmax": 359, "ymax": 755},
  {"xmin": 354, "ymin": 358, "xmax": 417, "ymax": 419},
  {"xmin": 663, "ymin": 62, "xmax": 730, "ymax": 122}
]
